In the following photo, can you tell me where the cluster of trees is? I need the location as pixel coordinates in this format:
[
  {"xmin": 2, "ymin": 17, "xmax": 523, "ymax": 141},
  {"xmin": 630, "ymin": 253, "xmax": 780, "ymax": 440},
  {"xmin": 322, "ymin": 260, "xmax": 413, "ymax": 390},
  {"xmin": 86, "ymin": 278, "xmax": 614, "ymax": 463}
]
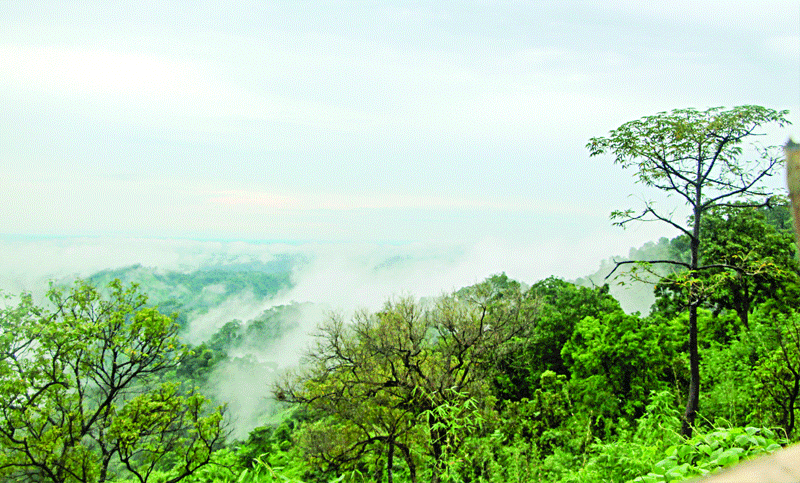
[
  {"xmin": 0, "ymin": 280, "xmax": 226, "ymax": 482},
  {"xmin": 86, "ymin": 261, "xmax": 295, "ymax": 331},
  {"xmin": 259, "ymin": 105, "xmax": 797, "ymax": 481},
  {"xmin": 0, "ymin": 105, "xmax": 796, "ymax": 482},
  {"xmin": 275, "ymin": 277, "xmax": 539, "ymax": 483}
]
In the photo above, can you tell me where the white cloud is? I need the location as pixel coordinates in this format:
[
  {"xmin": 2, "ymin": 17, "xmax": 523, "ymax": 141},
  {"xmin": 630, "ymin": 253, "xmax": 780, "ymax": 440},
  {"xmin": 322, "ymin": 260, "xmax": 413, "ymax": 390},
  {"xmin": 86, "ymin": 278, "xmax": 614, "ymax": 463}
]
[
  {"xmin": 0, "ymin": 43, "xmax": 373, "ymax": 135},
  {"xmin": 0, "ymin": 30, "xmax": 617, "ymax": 147},
  {"xmin": 1, "ymin": 1, "xmax": 797, "ymax": 245}
]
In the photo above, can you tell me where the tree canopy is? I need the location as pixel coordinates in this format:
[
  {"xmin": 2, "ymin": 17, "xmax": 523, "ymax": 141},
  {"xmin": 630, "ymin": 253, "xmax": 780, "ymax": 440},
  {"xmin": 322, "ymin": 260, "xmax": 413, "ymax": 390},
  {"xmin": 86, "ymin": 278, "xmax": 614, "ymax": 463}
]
[
  {"xmin": 0, "ymin": 280, "xmax": 226, "ymax": 483},
  {"xmin": 276, "ymin": 276, "xmax": 540, "ymax": 483}
]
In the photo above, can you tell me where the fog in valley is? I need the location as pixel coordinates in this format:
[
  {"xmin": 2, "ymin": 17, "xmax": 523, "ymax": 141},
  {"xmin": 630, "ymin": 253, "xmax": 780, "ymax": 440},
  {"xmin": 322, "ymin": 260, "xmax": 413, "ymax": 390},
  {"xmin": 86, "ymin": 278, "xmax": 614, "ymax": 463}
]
[{"xmin": 0, "ymin": 233, "xmax": 667, "ymax": 437}]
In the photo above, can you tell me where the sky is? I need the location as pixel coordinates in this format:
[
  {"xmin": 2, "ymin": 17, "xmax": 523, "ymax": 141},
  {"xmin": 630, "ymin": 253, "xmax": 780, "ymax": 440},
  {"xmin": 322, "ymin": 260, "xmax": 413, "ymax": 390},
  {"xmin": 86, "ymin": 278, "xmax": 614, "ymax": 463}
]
[{"xmin": 1, "ymin": 0, "xmax": 799, "ymax": 286}]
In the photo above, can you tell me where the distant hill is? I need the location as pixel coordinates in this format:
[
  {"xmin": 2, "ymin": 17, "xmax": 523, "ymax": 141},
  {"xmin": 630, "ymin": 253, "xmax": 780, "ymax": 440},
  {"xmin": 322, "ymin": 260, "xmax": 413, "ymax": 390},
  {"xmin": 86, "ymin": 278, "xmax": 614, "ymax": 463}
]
[
  {"xmin": 573, "ymin": 237, "xmax": 682, "ymax": 314},
  {"xmin": 73, "ymin": 241, "xmax": 687, "ymax": 438},
  {"xmin": 85, "ymin": 257, "xmax": 296, "ymax": 334},
  {"xmin": 77, "ymin": 239, "xmax": 681, "ymax": 327}
]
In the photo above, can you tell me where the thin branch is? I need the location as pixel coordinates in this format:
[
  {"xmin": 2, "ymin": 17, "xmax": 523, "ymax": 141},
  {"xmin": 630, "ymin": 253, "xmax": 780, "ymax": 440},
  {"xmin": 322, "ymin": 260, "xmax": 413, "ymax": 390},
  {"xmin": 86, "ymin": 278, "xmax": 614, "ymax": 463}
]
[
  {"xmin": 605, "ymin": 259, "xmax": 692, "ymax": 280},
  {"xmin": 616, "ymin": 205, "xmax": 694, "ymax": 239},
  {"xmin": 605, "ymin": 259, "xmax": 752, "ymax": 280}
]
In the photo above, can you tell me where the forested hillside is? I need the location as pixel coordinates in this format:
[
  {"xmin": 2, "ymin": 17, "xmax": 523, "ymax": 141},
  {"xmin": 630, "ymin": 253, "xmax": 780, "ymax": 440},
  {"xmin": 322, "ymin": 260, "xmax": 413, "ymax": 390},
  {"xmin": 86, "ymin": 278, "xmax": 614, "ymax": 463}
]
[
  {"xmin": 573, "ymin": 236, "xmax": 679, "ymax": 314},
  {"xmin": 0, "ymin": 200, "xmax": 797, "ymax": 483},
  {"xmin": 84, "ymin": 257, "xmax": 295, "ymax": 337},
  {"xmin": 0, "ymin": 106, "xmax": 796, "ymax": 482}
]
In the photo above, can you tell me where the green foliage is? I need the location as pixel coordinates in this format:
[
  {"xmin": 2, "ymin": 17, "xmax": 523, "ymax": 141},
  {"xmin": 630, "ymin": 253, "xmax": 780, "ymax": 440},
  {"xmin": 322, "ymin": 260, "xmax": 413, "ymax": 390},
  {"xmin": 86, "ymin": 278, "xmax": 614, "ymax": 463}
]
[
  {"xmin": 587, "ymin": 106, "xmax": 789, "ymax": 197},
  {"xmin": 236, "ymin": 426, "xmax": 276, "ymax": 468},
  {"xmin": 563, "ymin": 311, "xmax": 682, "ymax": 422},
  {"xmin": 655, "ymin": 205, "xmax": 800, "ymax": 328},
  {"xmin": 493, "ymin": 278, "xmax": 620, "ymax": 401},
  {"xmin": 12, "ymin": 195, "xmax": 800, "ymax": 482},
  {"xmin": 749, "ymin": 310, "xmax": 800, "ymax": 438},
  {"xmin": 498, "ymin": 371, "xmax": 580, "ymax": 456},
  {"xmin": 415, "ymin": 390, "xmax": 490, "ymax": 482},
  {"xmin": 449, "ymin": 371, "xmax": 576, "ymax": 482},
  {"xmin": 206, "ymin": 303, "xmax": 311, "ymax": 355},
  {"xmin": 630, "ymin": 426, "xmax": 785, "ymax": 482},
  {"xmin": 698, "ymin": 333, "xmax": 762, "ymax": 428},
  {"xmin": 561, "ymin": 390, "xmax": 683, "ymax": 483},
  {"xmin": 86, "ymin": 262, "xmax": 294, "ymax": 330},
  {"xmin": 178, "ymin": 342, "xmax": 229, "ymax": 385},
  {"xmin": 259, "ymin": 270, "xmax": 798, "ymax": 483},
  {"xmin": 0, "ymin": 279, "xmax": 226, "ymax": 483},
  {"xmin": 279, "ymin": 276, "xmax": 539, "ymax": 482}
]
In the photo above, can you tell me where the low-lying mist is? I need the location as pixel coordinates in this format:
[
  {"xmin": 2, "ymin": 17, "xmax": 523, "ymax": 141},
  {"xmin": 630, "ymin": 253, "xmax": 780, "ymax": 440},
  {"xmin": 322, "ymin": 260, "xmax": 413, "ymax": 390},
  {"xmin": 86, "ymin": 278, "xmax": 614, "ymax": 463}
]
[{"xmin": 0, "ymin": 234, "xmax": 660, "ymax": 437}]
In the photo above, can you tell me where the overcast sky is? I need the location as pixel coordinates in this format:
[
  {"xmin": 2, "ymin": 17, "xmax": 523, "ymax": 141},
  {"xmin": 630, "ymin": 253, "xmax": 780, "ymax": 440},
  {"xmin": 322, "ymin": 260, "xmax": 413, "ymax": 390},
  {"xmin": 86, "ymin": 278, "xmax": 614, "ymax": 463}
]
[{"xmin": 1, "ymin": 1, "xmax": 799, "ymax": 283}]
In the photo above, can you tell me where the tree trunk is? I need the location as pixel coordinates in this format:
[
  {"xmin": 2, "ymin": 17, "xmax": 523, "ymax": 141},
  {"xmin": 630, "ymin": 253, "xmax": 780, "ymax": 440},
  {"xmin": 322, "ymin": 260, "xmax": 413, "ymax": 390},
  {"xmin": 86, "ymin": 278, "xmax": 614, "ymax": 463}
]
[
  {"xmin": 788, "ymin": 376, "xmax": 798, "ymax": 438},
  {"xmin": 683, "ymin": 200, "xmax": 702, "ymax": 437},
  {"xmin": 682, "ymin": 301, "xmax": 700, "ymax": 436},
  {"xmin": 430, "ymin": 439, "xmax": 443, "ymax": 483},
  {"xmin": 732, "ymin": 276, "xmax": 750, "ymax": 330},
  {"xmin": 429, "ymin": 422, "xmax": 446, "ymax": 483},
  {"xmin": 398, "ymin": 442, "xmax": 417, "ymax": 483},
  {"xmin": 387, "ymin": 440, "xmax": 394, "ymax": 483}
]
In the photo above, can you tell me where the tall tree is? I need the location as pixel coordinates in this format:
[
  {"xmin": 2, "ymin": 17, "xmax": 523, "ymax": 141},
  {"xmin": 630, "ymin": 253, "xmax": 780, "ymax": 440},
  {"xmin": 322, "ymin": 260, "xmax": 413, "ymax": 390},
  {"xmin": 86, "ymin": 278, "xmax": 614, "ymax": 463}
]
[
  {"xmin": 0, "ymin": 280, "xmax": 226, "ymax": 483},
  {"xmin": 588, "ymin": 105, "xmax": 790, "ymax": 435}
]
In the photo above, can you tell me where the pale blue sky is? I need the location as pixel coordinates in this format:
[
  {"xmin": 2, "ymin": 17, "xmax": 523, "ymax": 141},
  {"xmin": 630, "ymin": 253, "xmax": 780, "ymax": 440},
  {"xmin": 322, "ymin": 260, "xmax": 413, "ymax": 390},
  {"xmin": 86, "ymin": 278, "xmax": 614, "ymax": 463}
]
[{"xmin": 1, "ymin": 1, "xmax": 799, "ymax": 281}]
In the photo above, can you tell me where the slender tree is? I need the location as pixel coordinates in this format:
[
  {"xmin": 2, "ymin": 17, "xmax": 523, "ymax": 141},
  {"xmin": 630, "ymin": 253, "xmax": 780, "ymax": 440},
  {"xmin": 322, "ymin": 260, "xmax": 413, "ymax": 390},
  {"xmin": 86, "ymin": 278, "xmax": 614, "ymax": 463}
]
[{"xmin": 588, "ymin": 105, "xmax": 790, "ymax": 435}]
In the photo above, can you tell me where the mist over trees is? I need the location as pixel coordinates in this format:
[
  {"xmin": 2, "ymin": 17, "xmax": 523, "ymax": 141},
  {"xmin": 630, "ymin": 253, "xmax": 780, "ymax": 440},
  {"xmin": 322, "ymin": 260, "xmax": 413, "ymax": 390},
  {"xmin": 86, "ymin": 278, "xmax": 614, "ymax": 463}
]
[{"xmin": 0, "ymin": 105, "xmax": 797, "ymax": 482}]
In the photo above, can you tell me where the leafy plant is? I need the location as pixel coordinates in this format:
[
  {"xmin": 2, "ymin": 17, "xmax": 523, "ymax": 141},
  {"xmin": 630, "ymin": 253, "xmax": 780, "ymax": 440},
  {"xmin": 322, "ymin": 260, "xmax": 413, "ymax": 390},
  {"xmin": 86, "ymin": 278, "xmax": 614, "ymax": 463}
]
[{"xmin": 630, "ymin": 426, "xmax": 785, "ymax": 482}]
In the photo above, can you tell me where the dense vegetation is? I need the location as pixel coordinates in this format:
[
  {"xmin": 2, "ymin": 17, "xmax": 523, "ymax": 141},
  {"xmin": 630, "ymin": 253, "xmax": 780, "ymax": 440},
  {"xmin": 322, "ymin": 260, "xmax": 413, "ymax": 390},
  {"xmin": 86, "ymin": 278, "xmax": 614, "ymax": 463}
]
[
  {"xmin": 0, "ymin": 280, "xmax": 226, "ymax": 482},
  {"xmin": 0, "ymin": 105, "xmax": 796, "ymax": 482},
  {"xmin": 85, "ymin": 258, "xmax": 295, "ymax": 333},
  {"xmin": 1, "ymin": 203, "xmax": 796, "ymax": 482}
]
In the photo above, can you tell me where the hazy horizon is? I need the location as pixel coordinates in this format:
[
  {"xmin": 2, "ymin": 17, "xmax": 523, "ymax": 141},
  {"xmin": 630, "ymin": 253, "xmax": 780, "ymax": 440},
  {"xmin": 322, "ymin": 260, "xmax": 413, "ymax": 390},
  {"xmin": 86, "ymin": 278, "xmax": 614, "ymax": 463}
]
[{"xmin": 2, "ymin": 1, "xmax": 798, "ymax": 302}]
